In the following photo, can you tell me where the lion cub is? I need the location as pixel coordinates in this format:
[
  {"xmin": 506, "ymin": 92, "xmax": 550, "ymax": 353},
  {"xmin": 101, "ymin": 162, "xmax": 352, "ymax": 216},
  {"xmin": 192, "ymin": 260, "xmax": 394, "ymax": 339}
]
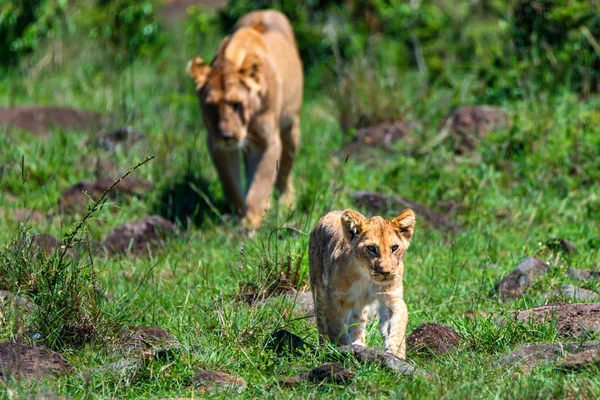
[{"xmin": 309, "ymin": 208, "xmax": 416, "ymax": 358}]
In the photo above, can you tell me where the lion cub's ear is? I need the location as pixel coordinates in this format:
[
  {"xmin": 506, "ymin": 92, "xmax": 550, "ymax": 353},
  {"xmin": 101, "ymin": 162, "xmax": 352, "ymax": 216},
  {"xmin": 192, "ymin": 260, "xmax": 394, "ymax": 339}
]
[
  {"xmin": 187, "ymin": 56, "xmax": 211, "ymax": 90},
  {"xmin": 341, "ymin": 209, "xmax": 366, "ymax": 242},
  {"xmin": 239, "ymin": 53, "xmax": 262, "ymax": 92},
  {"xmin": 393, "ymin": 208, "xmax": 416, "ymax": 242}
]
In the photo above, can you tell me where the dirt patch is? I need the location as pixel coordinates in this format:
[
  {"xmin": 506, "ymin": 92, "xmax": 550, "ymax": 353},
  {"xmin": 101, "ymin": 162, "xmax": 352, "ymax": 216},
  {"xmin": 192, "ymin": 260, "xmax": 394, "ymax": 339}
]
[
  {"xmin": 351, "ymin": 191, "xmax": 463, "ymax": 234},
  {"xmin": 439, "ymin": 106, "xmax": 510, "ymax": 154},
  {"xmin": 498, "ymin": 341, "xmax": 600, "ymax": 373},
  {"xmin": 0, "ymin": 106, "xmax": 106, "ymax": 136},
  {"xmin": 0, "ymin": 290, "xmax": 37, "ymax": 316},
  {"xmin": 0, "ymin": 343, "xmax": 75, "ymax": 381},
  {"xmin": 115, "ymin": 326, "xmax": 180, "ymax": 357},
  {"xmin": 103, "ymin": 216, "xmax": 177, "ymax": 256},
  {"xmin": 29, "ymin": 233, "xmax": 61, "ymax": 257},
  {"xmin": 59, "ymin": 178, "xmax": 153, "ymax": 210},
  {"xmin": 193, "ymin": 369, "xmax": 246, "ymax": 393},
  {"xmin": 545, "ymin": 238, "xmax": 577, "ymax": 254},
  {"xmin": 342, "ymin": 120, "xmax": 419, "ymax": 158},
  {"xmin": 514, "ymin": 303, "xmax": 600, "ymax": 338},
  {"xmin": 491, "ymin": 257, "xmax": 550, "ymax": 302},
  {"xmin": 556, "ymin": 348, "xmax": 600, "ymax": 370},
  {"xmin": 407, "ymin": 323, "xmax": 462, "ymax": 355}
]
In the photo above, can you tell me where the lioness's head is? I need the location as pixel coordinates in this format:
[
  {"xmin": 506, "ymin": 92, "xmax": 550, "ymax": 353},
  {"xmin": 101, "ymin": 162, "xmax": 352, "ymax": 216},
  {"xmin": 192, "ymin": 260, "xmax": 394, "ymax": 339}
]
[
  {"xmin": 187, "ymin": 53, "xmax": 265, "ymax": 149},
  {"xmin": 341, "ymin": 209, "xmax": 416, "ymax": 285}
]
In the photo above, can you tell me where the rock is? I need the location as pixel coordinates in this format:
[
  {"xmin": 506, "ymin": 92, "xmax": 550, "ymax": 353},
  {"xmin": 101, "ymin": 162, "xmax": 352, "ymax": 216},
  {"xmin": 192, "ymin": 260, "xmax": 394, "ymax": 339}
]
[
  {"xmin": 568, "ymin": 268, "xmax": 600, "ymax": 282},
  {"xmin": 1, "ymin": 208, "xmax": 46, "ymax": 225},
  {"xmin": 492, "ymin": 257, "xmax": 550, "ymax": 301},
  {"xmin": 307, "ymin": 363, "xmax": 355, "ymax": 384},
  {"xmin": 342, "ymin": 120, "xmax": 419, "ymax": 157},
  {"xmin": 193, "ymin": 369, "xmax": 246, "ymax": 393},
  {"xmin": 407, "ymin": 323, "xmax": 462, "ymax": 355},
  {"xmin": 549, "ymin": 285, "xmax": 599, "ymax": 302},
  {"xmin": 0, "ymin": 106, "xmax": 106, "ymax": 136},
  {"xmin": 103, "ymin": 216, "xmax": 177, "ymax": 256},
  {"xmin": 59, "ymin": 178, "xmax": 153, "ymax": 210},
  {"xmin": 514, "ymin": 303, "xmax": 600, "ymax": 338},
  {"xmin": 115, "ymin": 326, "xmax": 180, "ymax": 358},
  {"xmin": 0, "ymin": 290, "xmax": 37, "ymax": 316},
  {"xmin": 498, "ymin": 341, "xmax": 599, "ymax": 372},
  {"xmin": 351, "ymin": 191, "xmax": 462, "ymax": 234},
  {"xmin": 0, "ymin": 343, "xmax": 75, "ymax": 381},
  {"xmin": 98, "ymin": 127, "xmax": 144, "ymax": 151},
  {"xmin": 439, "ymin": 106, "xmax": 510, "ymax": 154},
  {"xmin": 545, "ymin": 238, "xmax": 577, "ymax": 254},
  {"xmin": 556, "ymin": 348, "xmax": 600, "ymax": 370},
  {"xmin": 338, "ymin": 344, "xmax": 425, "ymax": 377},
  {"xmin": 90, "ymin": 358, "xmax": 144, "ymax": 378},
  {"xmin": 266, "ymin": 329, "xmax": 313, "ymax": 355}
]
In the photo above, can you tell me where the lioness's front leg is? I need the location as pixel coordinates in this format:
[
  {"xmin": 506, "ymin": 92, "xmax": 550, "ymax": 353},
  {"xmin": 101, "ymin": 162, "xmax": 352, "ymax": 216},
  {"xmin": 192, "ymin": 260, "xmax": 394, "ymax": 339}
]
[
  {"xmin": 378, "ymin": 294, "xmax": 408, "ymax": 358},
  {"xmin": 276, "ymin": 115, "xmax": 300, "ymax": 209},
  {"xmin": 208, "ymin": 138, "xmax": 244, "ymax": 215},
  {"xmin": 243, "ymin": 125, "xmax": 282, "ymax": 227}
]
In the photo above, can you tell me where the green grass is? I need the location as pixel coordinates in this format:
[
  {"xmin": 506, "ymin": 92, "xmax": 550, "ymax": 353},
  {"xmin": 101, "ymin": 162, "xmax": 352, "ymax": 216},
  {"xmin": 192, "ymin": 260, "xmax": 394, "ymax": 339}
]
[{"xmin": 2, "ymin": 4, "xmax": 600, "ymax": 399}]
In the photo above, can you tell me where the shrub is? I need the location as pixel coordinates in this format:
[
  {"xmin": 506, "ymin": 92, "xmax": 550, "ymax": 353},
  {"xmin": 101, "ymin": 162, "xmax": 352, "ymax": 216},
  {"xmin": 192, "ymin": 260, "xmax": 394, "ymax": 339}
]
[{"xmin": 0, "ymin": 0, "xmax": 66, "ymax": 67}]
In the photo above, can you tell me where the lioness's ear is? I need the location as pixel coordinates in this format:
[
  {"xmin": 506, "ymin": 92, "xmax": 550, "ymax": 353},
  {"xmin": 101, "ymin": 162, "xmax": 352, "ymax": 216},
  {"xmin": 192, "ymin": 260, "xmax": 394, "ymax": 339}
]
[
  {"xmin": 341, "ymin": 209, "xmax": 365, "ymax": 242},
  {"xmin": 239, "ymin": 53, "xmax": 262, "ymax": 91},
  {"xmin": 393, "ymin": 208, "xmax": 416, "ymax": 242},
  {"xmin": 187, "ymin": 56, "xmax": 211, "ymax": 90}
]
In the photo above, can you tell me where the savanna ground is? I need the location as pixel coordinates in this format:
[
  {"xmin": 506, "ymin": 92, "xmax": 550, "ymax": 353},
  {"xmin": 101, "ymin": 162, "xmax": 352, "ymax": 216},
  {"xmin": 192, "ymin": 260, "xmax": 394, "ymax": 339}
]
[{"xmin": 2, "ymin": 0, "xmax": 600, "ymax": 398}]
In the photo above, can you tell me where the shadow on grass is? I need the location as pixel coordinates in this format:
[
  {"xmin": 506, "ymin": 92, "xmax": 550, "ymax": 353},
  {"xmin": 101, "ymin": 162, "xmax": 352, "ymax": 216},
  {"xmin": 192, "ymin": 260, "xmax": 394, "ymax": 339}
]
[{"xmin": 152, "ymin": 173, "xmax": 229, "ymax": 228}]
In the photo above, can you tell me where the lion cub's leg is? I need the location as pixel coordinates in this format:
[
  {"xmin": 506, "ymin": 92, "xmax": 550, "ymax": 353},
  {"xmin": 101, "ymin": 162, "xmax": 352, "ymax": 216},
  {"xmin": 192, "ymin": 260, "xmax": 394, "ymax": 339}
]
[
  {"xmin": 348, "ymin": 305, "xmax": 370, "ymax": 346},
  {"xmin": 275, "ymin": 115, "xmax": 300, "ymax": 209},
  {"xmin": 378, "ymin": 295, "xmax": 408, "ymax": 359},
  {"xmin": 318, "ymin": 298, "xmax": 351, "ymax": 346}
]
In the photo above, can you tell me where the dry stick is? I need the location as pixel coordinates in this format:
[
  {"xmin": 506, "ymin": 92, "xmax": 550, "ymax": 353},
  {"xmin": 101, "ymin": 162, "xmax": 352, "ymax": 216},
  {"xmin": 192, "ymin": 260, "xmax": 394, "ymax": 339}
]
[{"xmin": 58, "ymin": 155, "xmax": 155, "ymax": 265}]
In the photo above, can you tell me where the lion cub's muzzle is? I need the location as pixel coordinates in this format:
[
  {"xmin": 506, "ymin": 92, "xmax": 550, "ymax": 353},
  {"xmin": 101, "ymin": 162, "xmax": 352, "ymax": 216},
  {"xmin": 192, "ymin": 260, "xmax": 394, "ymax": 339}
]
[{"xmin": 371, "ymin": 261, "xmax": 395, "ymax": 283}]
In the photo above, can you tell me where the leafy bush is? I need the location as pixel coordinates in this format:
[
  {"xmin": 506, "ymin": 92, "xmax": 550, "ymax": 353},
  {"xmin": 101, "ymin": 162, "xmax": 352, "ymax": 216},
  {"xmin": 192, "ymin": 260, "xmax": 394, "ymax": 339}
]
[
  {"xmin": 90, "ymin": 0, "xmax": 163, "ymax": 63},
  {"xmin": 0, "ymin": 0, "xmax": 66, "ymax": 67},
  {"xmin": 512, "ymin": 0, "xmax": 600, "ymax": 95}
]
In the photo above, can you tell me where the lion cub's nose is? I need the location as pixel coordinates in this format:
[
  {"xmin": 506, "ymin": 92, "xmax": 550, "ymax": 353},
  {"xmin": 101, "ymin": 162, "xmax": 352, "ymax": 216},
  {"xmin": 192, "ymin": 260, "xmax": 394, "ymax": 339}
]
[{"xmin": 375, "ymin": 265, "xmax": 391, "ymax": 276}]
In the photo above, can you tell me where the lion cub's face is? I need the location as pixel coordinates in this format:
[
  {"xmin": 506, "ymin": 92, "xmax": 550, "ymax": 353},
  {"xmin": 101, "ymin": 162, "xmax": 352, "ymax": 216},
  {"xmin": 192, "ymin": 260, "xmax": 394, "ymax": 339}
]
[
  {"xmin": 341, "ymin": 209, "xmax": 416, "ymax": 285},
  {"xmin": 187, "ymin": 55, "xmax": 264, "ymax": 149}
]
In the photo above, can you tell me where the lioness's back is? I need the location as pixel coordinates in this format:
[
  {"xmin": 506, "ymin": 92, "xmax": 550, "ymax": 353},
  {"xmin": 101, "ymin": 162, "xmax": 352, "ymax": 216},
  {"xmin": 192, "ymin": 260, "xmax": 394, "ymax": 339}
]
[{"xmin": 234, "ymin": 9, "xmax": 297, "ymax": 46}]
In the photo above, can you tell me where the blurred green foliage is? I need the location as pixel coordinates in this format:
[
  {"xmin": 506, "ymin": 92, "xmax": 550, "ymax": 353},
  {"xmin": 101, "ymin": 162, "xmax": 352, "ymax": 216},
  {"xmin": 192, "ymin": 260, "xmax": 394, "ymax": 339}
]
[
  {"xmin": 0, "ymin": 0, "xmax": 66, "ymax": 67},
  {"xmin": 89, "ymin": 0, "xmax": 163, "ymax": 64}
]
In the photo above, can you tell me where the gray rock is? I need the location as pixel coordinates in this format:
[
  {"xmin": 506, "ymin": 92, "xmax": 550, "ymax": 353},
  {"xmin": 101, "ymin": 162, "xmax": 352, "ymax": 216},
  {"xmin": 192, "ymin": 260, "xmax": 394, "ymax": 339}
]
[
  {"xmin": 407, "ymin": 323, "xmax": 462, "ymax": 355},
  {"xmin": 499, "ymin": 341, "xmax": 599, "ymax": 372},
  {"xmin": 549, "ymin": 284, "xmax": 599, "ymax": 302},
  {"xmin": 193, "ymin": 369, "xmax": 246, "ymax": 393},
  {"xmin": 0, "ymin": 343, "xmax": 75, "ymax": 381},
  {"xmin": 492, "ymin": 257, "xmax": 550, "ymax": 301},
  {"xmin": 338, "ymin": 344, "xmax": 426, "ymax": 377},
  {"xmin": 568, "ymin": 268, "xmax": 600, "ymax": 282},
  {"xmin": 514, "ymin": 303, "xmax": 600, "ymax": 338}
]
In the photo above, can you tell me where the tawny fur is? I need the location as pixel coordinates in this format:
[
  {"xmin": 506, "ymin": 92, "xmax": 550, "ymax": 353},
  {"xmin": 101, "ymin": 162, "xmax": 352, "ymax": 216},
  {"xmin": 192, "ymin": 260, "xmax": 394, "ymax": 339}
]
[
  {"xmin": 187, "ymin": 10, "xmax": 303, "ymax": 228},
  {"xmin": 309, "ymin": 209, "xmax": 416, "ymax": 358}
]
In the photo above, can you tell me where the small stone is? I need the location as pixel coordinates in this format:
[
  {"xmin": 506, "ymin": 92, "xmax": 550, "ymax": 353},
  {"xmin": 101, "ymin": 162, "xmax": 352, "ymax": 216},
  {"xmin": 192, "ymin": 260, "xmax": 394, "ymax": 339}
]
[
  {"xmin": 306, "ymin": 363, "xmax": 355, "ymax": 384},
  {"xmin": 103, "ymin": 216, "xmax": 177, "ymax": 256},
  {"xmin": 549, "ymin": 285, "xmax": 599, "ymax": 302},
  {"xmin": 545, "ymin": 238, "xmax": 577, "ymax": 254},
  {"xmin": 266, "ymin": 329, "xmax": 313, "ymax": 355},
  {"xmin": 115, "ymin": 326, "xmax": 179, "ymax": 358},
  {"xmin": 498, "ymin": 341, "xmax": 599, "ymax": 373},
  {"xmin": 492, "ymin": 257, "xmax": 550, "ymax": 301},
  {"xmin": 0, "ymin": 343, "xmax": 75, "ymax": 381},
  {"xmin": 514, "ymin": 303, "xmax": 600, "ymax": 338},
  {"xmin": 193, "ymin": 369, "xmax": 246, "ymax": 393},
  {"xmin": 568, "ymin": 268, "xmax": 600, "ymax": 282},
  {"xmin": 407, "ymin": 323, "xmax": 462, "ymax": 355}
]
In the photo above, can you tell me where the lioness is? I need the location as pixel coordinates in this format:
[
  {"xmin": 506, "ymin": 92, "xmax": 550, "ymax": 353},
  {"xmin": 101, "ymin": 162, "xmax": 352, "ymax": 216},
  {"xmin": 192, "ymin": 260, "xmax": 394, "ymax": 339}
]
[
  {"xmin": 309, "ymin": 208, "xmax": 416, "ymax": 358},
  {"xmin": 187, "ymin": 10, "xmax": 303, "ymax": 228}
]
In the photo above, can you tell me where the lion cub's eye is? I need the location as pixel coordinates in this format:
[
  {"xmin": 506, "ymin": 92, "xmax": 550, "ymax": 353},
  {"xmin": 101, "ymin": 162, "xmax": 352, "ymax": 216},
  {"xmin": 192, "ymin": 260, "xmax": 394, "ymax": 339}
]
[
  {"xmin": 391, "ymin": 245, "xmax": 399, "ymax": 252},
  {"xmin": 229, "ymin": 101, "xmax": 243, "ymax": 114},
  {"xmin": 366, "ymin": 245, "xmax": 377, "ymax": 254}
]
